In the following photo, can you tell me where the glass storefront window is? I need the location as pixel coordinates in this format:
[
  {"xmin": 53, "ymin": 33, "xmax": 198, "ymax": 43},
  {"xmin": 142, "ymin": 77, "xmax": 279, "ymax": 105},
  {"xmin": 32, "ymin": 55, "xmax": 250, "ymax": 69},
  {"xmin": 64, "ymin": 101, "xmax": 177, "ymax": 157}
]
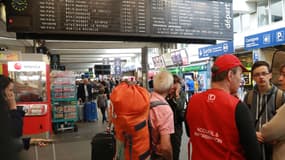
[
  {"xmin": 257, "ymin": 0, "xmax": 269, "ymax": 26},
  {"xmin": 242, "ymin": 14, "xmax": 251, "ymax": 31},
  {"xmin": 270, "ymin": 0, "xmax": 283, "ymax": 23},
  {"xmin": 233, "ymin": 13, "xmax": 251, "ymax": 33},
  {"xmin": 234, "ymin": 14, "xmax": 241, "ymax": 33},
  {"xmin": 11, "ymin": 71, "xmax": 47, "ymax": 102}
]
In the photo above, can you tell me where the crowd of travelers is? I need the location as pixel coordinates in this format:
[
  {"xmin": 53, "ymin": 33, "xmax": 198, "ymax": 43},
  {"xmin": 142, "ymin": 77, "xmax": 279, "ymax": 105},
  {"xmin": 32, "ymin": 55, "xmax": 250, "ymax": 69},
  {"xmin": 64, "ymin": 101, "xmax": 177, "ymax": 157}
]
[
  {"xmin": 107, "ymin": 54, "xmax": 285, "ymax": 160},
  {"xmin": 1, "ymin": 54, "xmax": 285, "ymax": 160}
]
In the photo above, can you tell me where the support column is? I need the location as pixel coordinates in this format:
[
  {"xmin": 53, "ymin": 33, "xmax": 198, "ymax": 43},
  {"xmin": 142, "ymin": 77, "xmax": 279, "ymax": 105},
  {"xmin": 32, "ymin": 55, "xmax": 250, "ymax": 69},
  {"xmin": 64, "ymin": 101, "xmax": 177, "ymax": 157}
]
[
  {"xmin": 33, "ymin": 40, "xmax": 37, "ymax": 53},
  {"xmin": 141, "ymin": 47, "xmax": 148, "ymax": 88}
]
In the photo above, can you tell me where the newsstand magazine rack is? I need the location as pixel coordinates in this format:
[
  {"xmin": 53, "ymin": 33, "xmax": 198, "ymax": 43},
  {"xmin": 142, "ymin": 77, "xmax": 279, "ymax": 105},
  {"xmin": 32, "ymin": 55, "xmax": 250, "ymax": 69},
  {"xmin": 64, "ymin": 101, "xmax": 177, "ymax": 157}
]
[{"xmin": 50, "ymin": 71, "xmax": 78, "ymax": 133}]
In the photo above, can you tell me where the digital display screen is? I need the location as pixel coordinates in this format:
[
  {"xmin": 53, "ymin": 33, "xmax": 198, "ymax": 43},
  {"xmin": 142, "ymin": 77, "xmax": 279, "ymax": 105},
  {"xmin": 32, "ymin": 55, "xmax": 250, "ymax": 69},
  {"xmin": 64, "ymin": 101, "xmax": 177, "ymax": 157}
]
[{"xmin": 6, "ymin": 0, "xmax": 233, "ymax": 41}]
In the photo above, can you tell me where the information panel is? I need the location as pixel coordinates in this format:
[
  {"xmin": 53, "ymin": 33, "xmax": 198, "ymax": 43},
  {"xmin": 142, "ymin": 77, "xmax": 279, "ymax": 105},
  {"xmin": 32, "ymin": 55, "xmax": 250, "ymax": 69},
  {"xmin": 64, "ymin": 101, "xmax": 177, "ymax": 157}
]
[{"xmin": 6, "ymin": 0, "xmax": 233, "ymax": 41}]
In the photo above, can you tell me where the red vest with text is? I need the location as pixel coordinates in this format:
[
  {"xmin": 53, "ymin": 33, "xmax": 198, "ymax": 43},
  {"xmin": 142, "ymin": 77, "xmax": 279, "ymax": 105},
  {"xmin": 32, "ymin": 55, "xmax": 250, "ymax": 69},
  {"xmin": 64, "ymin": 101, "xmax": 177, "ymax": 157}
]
[{"xmin": 186, "ymin": 88, "xmax": 245, "ymax": 160}]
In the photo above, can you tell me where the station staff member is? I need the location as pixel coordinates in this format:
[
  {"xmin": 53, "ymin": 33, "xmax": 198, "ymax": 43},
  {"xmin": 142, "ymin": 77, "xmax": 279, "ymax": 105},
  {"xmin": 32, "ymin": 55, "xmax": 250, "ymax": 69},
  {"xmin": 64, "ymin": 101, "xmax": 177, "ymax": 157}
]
[{"xmin": 185, "ymin": 54, "xmax": 261, "ymax": 160}]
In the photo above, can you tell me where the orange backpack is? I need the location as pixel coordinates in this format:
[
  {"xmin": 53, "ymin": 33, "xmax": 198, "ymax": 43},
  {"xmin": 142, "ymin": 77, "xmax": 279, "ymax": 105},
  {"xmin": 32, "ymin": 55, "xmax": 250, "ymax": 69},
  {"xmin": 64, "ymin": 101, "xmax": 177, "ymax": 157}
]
[{"xmin": 110, "ymin": 82, "xmax": 150, "ymax": 160}]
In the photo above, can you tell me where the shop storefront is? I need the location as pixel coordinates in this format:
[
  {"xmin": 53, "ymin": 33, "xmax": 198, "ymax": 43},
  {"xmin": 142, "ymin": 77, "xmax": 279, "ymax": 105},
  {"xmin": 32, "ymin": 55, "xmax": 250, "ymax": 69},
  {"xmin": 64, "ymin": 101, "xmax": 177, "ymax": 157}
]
[{"xmin": 244, "ymin": 26, "xmax": 285, "ymax": 85}]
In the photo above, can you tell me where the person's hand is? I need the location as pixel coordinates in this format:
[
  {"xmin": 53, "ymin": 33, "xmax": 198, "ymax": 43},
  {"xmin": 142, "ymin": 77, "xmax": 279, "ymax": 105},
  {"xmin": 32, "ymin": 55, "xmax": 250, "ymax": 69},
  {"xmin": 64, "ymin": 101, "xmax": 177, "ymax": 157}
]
[
  {"xmin": 155, "ymin": 145, "xmax": 164, "ymax": 156},
  {"xmin": 106, "ymin": 126, "xmax": 111, "ymax": 133},
  {"xmin": 256, "ymin": 131, "xmax": 264, "ymax": 143},
  {"xmin": 78, "ymin": 98, "xmax": 82, "ymax": 104},
  {"xmin": 7, "ymin": 92, "xmax": 17, "ymax": 110},
  {"xmin": 30, "ymin": 138, "xmax": 54, "ymax": 147}
]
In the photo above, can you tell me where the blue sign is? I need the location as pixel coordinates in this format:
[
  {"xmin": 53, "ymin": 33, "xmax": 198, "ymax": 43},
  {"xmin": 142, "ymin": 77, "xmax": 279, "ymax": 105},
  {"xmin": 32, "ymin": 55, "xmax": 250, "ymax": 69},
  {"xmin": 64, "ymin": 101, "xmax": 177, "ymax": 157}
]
[
  {"xmin": 198, "ymin": 41, "xmax": 234, "ymax": 58},
  {"xmin": 114, "ymin": 58, "xmax": 121, "ymax": 76},
  {"xmin": 244, "ymin": 27, "xmax": 285, "ymax": 50}
]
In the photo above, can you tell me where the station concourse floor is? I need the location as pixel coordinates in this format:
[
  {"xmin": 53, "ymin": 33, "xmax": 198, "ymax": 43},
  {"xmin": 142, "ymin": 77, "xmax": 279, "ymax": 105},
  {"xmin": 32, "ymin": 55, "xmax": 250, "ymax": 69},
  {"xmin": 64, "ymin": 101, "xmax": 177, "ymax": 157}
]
[{"xmin": 19, "ymin": 121, "xmax": 189, "ymax": 160}]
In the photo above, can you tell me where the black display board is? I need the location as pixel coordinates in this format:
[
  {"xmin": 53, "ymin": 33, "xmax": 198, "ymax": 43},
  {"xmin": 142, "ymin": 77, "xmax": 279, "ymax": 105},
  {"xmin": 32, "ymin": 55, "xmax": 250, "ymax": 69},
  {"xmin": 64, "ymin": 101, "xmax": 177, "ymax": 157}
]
[
  {"xmin": 5, "ymin": 0, "xmax": 233, "ymax": 42},
  {"xmin": 94, "ymin": 65, "xmax": 111, "ymax": 75}
]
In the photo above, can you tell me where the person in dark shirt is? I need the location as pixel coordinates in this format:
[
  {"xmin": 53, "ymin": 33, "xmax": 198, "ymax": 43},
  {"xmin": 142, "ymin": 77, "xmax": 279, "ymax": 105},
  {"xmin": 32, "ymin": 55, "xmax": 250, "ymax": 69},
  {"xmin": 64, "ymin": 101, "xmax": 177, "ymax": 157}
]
[
  {"xmin": 148, "ymin": 76, "xmax": 154, "ymax": 92},
  {"xmin": 0, "ymin": 75, "xmax": 51, "ymax": 160},
  {"xmin": 166, "ymin": 78, "xmax": 184, "ymax": 160},
  {"xmin": 77, "ymin": 78, "xmax": 92, "ymax": 103},
  {"xmin": 244, "ymin": 61, "xmax": 285, "ymax": 160},
  {"xmin": 0, "ymin": 75, "xmax": 18, "ymax": 160},
  {"xmin": 185, "ymin": 54, "xmax": 261, "ymax": 160}
]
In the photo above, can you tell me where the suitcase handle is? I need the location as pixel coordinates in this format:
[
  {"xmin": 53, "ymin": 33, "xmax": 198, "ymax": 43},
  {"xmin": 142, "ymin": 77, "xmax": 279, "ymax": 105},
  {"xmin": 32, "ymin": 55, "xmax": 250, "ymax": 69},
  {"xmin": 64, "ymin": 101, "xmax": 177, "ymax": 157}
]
[{"xmin": 34, "ymin": 143, "xmax": 56, "ymax": 160}]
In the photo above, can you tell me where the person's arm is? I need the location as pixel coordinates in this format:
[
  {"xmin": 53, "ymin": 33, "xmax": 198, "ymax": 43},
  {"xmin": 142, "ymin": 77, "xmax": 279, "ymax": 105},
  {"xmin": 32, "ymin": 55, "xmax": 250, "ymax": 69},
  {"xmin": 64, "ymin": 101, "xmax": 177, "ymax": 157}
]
[
  {"xmin": 0, "ymin": 104, "xmax": 20, "ymax": 160},
  {"xmin": 22, "ymin": 137, "xmax": 31, "ymax": 150},
  {"xmin": 154, "ymin": 106, "xmax": 174, "ymax": 160},
  {"xmin": 261, "ymin": 104, "xmax": 285, "ymax": 142},
  {"xmin": 158, "ymin": 134, "xmax": 173, "ymax": 160},
  {"xmin": 9, "ymin": 109, "xmax": 25, "ymax": 138},
  {"xmin": 185, "ymin": 101, "xmax": 190, "ymax": 137},
  {"xmin": 235, "ymin": 101, "xmax": 261, "ymax": 160}
]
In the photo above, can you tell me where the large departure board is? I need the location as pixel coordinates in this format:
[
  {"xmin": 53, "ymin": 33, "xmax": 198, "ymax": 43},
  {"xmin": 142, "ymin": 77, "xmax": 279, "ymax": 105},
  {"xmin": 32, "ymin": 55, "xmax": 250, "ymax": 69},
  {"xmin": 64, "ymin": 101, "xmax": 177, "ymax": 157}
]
[{"xmin": 6, "ymin": 0, "xmax": 233, "ymax": 41}]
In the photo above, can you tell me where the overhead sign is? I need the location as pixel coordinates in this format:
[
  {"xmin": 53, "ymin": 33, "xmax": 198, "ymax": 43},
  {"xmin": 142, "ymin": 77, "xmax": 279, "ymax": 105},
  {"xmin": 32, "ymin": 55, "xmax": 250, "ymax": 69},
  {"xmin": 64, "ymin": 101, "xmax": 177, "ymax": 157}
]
[
  {"xmin": 152, "ymin": 55, "xmax": 165, "ymax": 68},
  {"xmin": 171, "ymin": 51, "xmax": 183, "ymax": 65},
  {"xmin": 162, "ymin": 52, "xmax": 174, "ymax": 67},
  {"xmin": 94, "ymin": 65, "xmax": 111, "ymax": 75},
  {"xmin": 5, "ymin": 0, "xmax": 233, "ymax": 41},
  {"xmin": 198, "ymin": 41, "xmax": 234, "ymax": 58},
  {"xmin": 245, "ymin": 27, "xmax": 285, "ymax": 50}
]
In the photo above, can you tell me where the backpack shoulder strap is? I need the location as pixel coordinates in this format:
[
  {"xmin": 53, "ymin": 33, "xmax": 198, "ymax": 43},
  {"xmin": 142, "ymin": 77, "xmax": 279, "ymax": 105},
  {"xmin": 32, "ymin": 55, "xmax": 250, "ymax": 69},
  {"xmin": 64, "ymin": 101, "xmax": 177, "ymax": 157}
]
[
  {"xmin": 275, "ymin": 89, "xmax": 284, "ymax": 110},
  {"xmin": 150, "ymin": 101, "xmax": 168, "ymax": 109},
  {"xmin": 246, "ymin": 90, "xmax": 253, "ymax": 108}
]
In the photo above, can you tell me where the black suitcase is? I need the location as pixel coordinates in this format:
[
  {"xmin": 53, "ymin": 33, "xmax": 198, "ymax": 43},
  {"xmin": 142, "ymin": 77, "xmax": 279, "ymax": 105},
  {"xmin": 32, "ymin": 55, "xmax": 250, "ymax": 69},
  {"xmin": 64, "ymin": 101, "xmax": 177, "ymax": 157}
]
[{"xmin": 91, "ymin": 132, "xmax": 116, "ymax": 160}]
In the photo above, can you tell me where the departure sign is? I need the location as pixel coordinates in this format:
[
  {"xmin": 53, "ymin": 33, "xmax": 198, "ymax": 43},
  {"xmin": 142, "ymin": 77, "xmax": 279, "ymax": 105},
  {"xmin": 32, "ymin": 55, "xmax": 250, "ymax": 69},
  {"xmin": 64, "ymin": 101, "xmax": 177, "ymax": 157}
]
[{"xmin": 5, "ymin": 0, "xmax": 233, "ymax": 41}]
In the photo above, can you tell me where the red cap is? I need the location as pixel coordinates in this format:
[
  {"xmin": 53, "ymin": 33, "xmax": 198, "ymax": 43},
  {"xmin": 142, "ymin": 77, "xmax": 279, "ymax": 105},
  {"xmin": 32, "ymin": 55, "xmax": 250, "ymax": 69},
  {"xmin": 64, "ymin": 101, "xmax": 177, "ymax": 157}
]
[{"xmin": 213, "ymin": 54, "xmax": 248, "ymax": 74}]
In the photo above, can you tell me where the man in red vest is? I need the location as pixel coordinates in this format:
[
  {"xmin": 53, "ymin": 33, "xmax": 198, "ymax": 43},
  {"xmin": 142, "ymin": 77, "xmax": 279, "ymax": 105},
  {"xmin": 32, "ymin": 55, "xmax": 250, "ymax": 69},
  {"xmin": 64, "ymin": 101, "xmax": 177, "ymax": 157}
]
[{"xmin": 185, "ymin": 54, "xmax": 261, "ymax": 160}]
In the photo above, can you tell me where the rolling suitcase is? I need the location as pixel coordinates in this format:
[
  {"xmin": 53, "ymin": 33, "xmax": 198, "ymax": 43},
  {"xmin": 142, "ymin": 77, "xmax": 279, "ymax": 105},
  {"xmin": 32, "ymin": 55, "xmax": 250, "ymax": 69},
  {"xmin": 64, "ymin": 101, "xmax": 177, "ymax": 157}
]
[
  {"xmin": 84, "ymin": 101, "xmax": 98, "ymax": 121},
  {"xmin": 91, "ymin": 132, "xmax": 115, "ymax": 160}
]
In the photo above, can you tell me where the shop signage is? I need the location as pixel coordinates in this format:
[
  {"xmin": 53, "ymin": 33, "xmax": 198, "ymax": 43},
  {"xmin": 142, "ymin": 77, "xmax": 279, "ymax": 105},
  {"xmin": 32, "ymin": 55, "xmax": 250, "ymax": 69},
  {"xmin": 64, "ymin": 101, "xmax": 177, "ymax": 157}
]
[
  {"xmin": 244, "ymin": 27, "xmax": 285, "ymax": 50},
  {"xmin": 198, "ymin": 41, "xmax": 234, "ymax": 58},
  {"xmin": 167, "ymin": 67, "xmax": 180, "ymax": 74},
  {"xmin": 8, "ymin": 61, "xmax": 46, "ymax": 72},
  {"xmin": 182, "ymin": 64, "xmax": 208, "ymax": 72}
]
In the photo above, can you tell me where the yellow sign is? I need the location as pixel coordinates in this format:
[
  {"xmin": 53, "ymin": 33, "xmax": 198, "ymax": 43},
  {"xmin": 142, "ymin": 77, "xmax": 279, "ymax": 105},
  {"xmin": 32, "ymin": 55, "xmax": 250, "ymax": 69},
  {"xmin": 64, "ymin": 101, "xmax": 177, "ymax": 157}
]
[
  {"xmin": 0, "ymin": 52, "xmax": 19, "ymax": 61},
  {"xmin": 0, "ymin": 53, "xmax": 4, "ymax": 60},
  {"xmin": 0, "ymin": 64, "xmax": 3, "ymax": 74}
]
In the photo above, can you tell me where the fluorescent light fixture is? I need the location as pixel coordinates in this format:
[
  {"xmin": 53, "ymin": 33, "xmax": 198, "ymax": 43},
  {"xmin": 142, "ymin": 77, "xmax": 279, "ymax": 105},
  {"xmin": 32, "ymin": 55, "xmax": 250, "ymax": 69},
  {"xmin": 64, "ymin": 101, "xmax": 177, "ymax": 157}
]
[
  {"xmin": 51, "ymin": 48, "xmax": 141, "ymax": 54},
  {"xmin": 60, "ymin": 54, "xmax": 137, "ymax": 58},
  {"xmin": 0, "ymin": 36, "xmax": 17, "ymax": 40},
  {"xmin": 46, "ymin": 40, "xmax": 124, "ymax": 43}
]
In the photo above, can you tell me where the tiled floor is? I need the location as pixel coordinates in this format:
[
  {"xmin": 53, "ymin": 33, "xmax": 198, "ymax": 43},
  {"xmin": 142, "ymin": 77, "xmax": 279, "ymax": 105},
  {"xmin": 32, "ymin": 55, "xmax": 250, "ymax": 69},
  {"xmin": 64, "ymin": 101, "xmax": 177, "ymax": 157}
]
[{"xmin": 19, "ymin": 121, "xmax": 189, "ymax": 160}]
